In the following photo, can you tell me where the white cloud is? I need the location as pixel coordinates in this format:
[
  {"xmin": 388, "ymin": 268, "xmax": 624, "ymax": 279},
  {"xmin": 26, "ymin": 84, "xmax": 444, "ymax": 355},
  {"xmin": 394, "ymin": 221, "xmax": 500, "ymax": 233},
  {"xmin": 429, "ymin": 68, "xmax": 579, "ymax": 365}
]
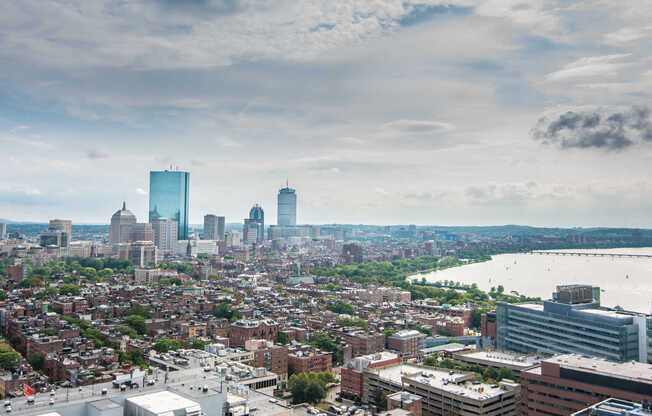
[
  {"xmin": 136, "ymin": 188, "xmax": 147, "ymax": 196},
  {"xmin": 381, "ymin": 119, "xmax": 455, "ymax": 134},
  {"xmin": 545, "ymin": 54, "xmax": 633, "ymax": 82}
]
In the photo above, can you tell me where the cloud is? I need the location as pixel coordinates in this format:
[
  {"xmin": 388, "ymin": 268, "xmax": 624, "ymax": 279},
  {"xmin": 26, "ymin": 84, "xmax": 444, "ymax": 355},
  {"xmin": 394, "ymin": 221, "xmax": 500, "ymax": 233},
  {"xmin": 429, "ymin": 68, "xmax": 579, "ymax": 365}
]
[
  {"xmin": 545, "ymin": 54, "xmax": 632, "ymax": 82},
  {"xmin": 531, "ymin": 106, "xmax": 652, "ymax": 150},
  {"xmin": 381, "ymin": 119, "xmax": 455, "ymax": 134},
  {"xmin": 215, "ymin": 137, "xmax": 242, "ymax": 148},
  {"xmin": 86, "ymin": 149, "xmax": 109, "ymax": 159},
  {"xmin": 135, "ymin": 188, "xmax": 148, "ymax": 196},
  {"xmin": 604, "ymin": 26, "xmax": 652, "ymax": 45},
  {"xmin": 375, "ymin": 187, "xmax": 389, "ymax": 196}
]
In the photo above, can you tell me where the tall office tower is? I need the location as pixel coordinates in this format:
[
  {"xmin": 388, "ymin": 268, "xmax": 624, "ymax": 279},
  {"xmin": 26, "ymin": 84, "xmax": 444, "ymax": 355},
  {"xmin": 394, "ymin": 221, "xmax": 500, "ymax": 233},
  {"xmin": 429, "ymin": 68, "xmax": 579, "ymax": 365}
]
[
  {"xmin": 246, "ymin": 204, "xmax": 264, "ymax": 242},
  {"xmin": 129, "ymin": 223, "xmax": 154, "ymax": 242},
  {"xmin": 151, "ymin": 218, "xmax": 178, "ymax": 254},
  {"xmin": 149, "ymin": 169, "xmax": 190, "ymax": 240},
  {"xmin": 0, "ymin": 223, "xmax": 5, "ymax": 240},
  {"xmin": 277, "ymin": 183, "xmax": 297, "ymax": 226},
  {"xmin": 217, "ymin": 216, "xmax": 225, "ymax": 241},
  {"xmin": 203, "ymin": 214, "xmax": 218, "ymax": 240},
  {"xmin": 49, "ymin": 219, "xmax": 72, "ymax": 247},
  {"xmin": 110, "ymin": 202, "xmax": 137, "ymax": 245}
]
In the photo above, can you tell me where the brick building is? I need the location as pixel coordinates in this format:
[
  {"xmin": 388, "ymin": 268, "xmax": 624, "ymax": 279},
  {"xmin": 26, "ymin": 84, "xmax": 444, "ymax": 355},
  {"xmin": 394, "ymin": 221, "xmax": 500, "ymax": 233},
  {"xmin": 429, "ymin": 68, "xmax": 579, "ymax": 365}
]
[
  {"xmin": 341, "ymin": 351, "xmax": 401, "ymax": 399},
  {"xmin": 342, "ymin": 332, "xmax": 386, "ymax": 357},
  {"xmin": 287, "ymin": 344, "xmax": 332, "ymax": 375},
  {"xmin": 229, "ymin": 319, "xmax": 278, "ymax": 347},
  {"xmin": 245, "ymin": 339, "xmax": 288, "ymax": 384},
  {"xmin": 521, "ymin": 354, "xmax": 652, "ymax": 416},
  {"xmin": 387, "ymin": 330, "xmax": 426, "ymax": 359}
]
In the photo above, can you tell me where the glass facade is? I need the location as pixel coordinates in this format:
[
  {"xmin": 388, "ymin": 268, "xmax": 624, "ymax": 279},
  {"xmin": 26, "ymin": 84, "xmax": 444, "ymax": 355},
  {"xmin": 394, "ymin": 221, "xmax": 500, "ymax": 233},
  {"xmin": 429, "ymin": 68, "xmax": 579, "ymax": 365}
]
[
  {"xmin": 277, "ymin": 186, "xmax": 296, "ymax": 226},
  {"xmin": 496, "ymin": 301, "xmax": 641, "ymax": 362},
  {"xmin": 149, "ymin": 170, "xmax": 190, "ymax": 240}
]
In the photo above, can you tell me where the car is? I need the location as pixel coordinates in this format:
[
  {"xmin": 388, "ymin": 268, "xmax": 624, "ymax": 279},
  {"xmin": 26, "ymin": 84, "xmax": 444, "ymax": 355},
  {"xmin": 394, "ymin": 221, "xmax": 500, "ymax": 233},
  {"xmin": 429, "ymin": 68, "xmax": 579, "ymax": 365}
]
[
  {"xmin": 268, "ymin": 399, "xmax": 278, "ymax": 404},
  {"xmin": 27, "ymin": 397, "xmax": 34, "ymax": 405},
  {"xmin": 101, "ymin": 388, "xmax": 108, "ymax": 395},
  {"xmin": 2, "ymin": 402, "xmax": 9, "ymax": 408},
  {"xmin": 335, "ymin": 397, "xmax": 343, "ymax": 403},
  {"xmin": 147, "ymin": 379, "xmax": 155, "ymax": 386},
  {"xmin": 49, "ymin": 399, "xmax": 55, "ymax": 405},
  {"xmin": 329, "ymin": 406, "xmax": 343, "ymax": 414},
  {"xmin": 5, "ymin": 406, "xmax": 10, "ymax": 413},
  {"xmin": 249, "ymin": 408, "xmax": 257, "ymax": 412}
]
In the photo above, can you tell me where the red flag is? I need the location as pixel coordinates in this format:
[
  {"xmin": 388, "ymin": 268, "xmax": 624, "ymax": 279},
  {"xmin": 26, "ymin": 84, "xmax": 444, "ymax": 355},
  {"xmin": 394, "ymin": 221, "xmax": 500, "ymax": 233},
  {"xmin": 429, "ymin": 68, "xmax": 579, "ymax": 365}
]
[{"xmin": 23, "ymin": 384, "xmax": 35, "ymax": 396}]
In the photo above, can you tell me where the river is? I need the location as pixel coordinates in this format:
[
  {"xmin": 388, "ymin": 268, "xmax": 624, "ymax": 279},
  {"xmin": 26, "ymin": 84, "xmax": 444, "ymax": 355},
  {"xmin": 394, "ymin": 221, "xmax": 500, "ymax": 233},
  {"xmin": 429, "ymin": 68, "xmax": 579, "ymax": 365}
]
[{"xmin": 412, "ymin": 247, "xmax": 652, "ymax": 314}]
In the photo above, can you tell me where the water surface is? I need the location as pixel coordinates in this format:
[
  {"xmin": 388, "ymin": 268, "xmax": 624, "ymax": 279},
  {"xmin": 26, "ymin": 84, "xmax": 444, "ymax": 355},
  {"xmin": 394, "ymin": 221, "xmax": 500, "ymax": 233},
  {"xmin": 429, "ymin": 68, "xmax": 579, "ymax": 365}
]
[{"xmin": 413, "ymin": 247, "xmax": 652, "ymax": 313}]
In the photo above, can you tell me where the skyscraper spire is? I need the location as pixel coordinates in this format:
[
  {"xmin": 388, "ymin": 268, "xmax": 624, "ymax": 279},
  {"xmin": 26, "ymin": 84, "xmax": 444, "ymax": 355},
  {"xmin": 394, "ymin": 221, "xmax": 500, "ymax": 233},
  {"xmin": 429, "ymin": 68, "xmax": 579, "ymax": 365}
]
[{"xmin": 122, "ymin": 201, "xmax": 126, "ymax": 210}]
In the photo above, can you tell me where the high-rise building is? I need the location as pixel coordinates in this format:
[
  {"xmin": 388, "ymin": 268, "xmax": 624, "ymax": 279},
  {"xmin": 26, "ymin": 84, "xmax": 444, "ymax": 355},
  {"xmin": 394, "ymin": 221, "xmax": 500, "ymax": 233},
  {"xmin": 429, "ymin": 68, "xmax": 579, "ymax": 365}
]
[
  {"xmin": 0, "ymin": 223, "xmax": 6, "ymax": 240},
  {"xmin": 277, "ymin": 183, "xmax": 296, "ymax": 226},
  {"xmin": 497, "ymin": 284, "xmax": 650, "ymax": 362},
  {"xmin": 217, "ymin": 216, "xmax": 225, "ymax": 241},
  {"xmin": 129, "ymin": 223, "xmax": 154, "ymax": 242},
  {"xmin": 110, "ymin": 202, "xmax": 137, "ymax": 246},
  {"xmin": 244, "ymin": 204, "xmax": 264, "ymax": 243},
  {"xmin": 204, "ymin": 215, "xmax": 218, "ymax": 240},
  {"xmin": 149, "ymin": 169, "xmax": 190, "ymax": 240},
  {"xmin": 151, "ymin": 218, "xmax": 178, "ymax": 254},
  {"xmin": 48, "ymin": 219, "xmax": 72, "ymax": 247}
]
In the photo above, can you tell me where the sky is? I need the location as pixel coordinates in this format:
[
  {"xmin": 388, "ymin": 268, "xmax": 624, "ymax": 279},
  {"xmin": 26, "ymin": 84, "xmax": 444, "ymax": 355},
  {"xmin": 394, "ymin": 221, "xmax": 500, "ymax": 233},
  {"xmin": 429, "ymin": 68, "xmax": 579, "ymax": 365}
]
[{"xmin": 1, "ymin": 0, "xmax": 652, "ymax": 227}]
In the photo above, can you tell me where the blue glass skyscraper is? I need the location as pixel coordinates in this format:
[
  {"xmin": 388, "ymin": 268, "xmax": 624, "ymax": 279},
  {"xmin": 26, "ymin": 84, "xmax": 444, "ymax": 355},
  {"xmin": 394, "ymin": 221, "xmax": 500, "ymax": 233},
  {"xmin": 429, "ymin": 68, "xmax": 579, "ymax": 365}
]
[{"xmin": 149, "ymin": 170, "xmax": 190, "ymax": 240}]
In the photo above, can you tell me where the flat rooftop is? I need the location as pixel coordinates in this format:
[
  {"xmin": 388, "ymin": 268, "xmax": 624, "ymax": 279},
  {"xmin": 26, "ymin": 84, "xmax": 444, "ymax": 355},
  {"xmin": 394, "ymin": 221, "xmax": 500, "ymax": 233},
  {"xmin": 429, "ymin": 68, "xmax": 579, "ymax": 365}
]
[
  {"xmin": 126, "ymin": 390, "xmax": 201, "ymax": 414},
  {"xmin": 373, "ymin": 364, "xmax": 511, "ymax": 401},
  {"xmin": 456, "ymin": 351, "xmax": 541, "ymax": 368},
  {"xmin": 536, "ymin": 354, "xmax": 652, "ymax": 383}
]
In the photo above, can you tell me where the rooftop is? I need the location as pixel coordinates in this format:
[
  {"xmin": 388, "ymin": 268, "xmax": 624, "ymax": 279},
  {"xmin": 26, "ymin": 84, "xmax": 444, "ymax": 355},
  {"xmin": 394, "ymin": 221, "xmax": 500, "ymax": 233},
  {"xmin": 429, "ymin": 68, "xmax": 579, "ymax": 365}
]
[
  {"xmin": 456, "ymin": 350, "xmax": 541, "ymax": 368},
  {"xmin": 532, "ymin": 354, "xmax": 652, "ymax": 383},
  {"xmin": 372, "ymin": 364, "xmax": 514, "ymax": 400}
]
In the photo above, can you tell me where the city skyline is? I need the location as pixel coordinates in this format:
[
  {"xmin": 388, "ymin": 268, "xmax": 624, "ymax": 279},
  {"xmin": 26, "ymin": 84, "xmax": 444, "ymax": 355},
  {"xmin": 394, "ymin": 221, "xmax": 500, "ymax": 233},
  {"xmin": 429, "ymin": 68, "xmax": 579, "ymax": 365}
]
[{"xmin": 1, "ymin": 2, "xmax": 652, "ymax": 227}]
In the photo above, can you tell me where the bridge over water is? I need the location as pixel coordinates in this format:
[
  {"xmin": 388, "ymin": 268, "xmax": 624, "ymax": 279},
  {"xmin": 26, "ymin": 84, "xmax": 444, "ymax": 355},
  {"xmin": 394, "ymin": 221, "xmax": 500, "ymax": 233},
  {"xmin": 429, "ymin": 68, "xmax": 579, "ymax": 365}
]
[{"xmin": 527, "ymin": 251, "xmax": 652, "ymax": 258}]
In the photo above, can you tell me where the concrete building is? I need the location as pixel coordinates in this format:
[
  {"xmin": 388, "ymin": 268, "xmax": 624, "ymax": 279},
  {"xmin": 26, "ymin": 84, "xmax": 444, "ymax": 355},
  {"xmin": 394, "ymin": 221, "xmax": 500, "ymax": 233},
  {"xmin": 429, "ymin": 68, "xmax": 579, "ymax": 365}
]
[
  {"xmin": 110, "ymin": 202, "xmax": 137, "ymax": 246},
  {"xmin": 126, "ymin": 241, "xmax": 158, "ymax": 267},
  {"xmin": 204, "ymin": 214, "xmax": 219, "ymax": 240},
  {"xmin": 0, "ymin": 223, "xmax": 5, "ymax": 240},
  {"xmin": 521, "ymin": 354, "xmax": 652, "ymax": 416},
  {"xmin": 151, "ymin": 218, "xmax": 178, "ymax": 254},
  {"xmin": 277, "ymin": 184, "xmax": 297, "ymax": 226},
  {"xmin": 387, "ymin": 392, "xmax": 422, "ymax": 416},
  {"xmin": 48, "ymin": 219, "xmax": 72, "ymax": 247},
  {"xmin": 387, "ymin": 330, "xmax": 426, "ymax": 359},
  {"xmin": 364, "ymin": 364, "xmax": 521, "ymax": 416},
  {"xmin": 129, "ymin": 223, "xmax": 154, "ymax": 243},
  {"xmin": 451, "ymin": 350, "xmax": 541, "ymax": 380},
  {"xmin": 497, "ymin": 285, "xmax": 650, "ymax": 362},
  {"xmin": 572, "ymin": 399, "xmax": 652, "ymax": 416}
]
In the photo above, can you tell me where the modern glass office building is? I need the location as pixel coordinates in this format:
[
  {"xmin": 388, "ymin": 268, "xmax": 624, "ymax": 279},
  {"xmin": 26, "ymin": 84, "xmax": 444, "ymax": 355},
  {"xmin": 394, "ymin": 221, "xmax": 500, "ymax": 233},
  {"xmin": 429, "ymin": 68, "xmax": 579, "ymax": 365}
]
[
  {"xmin": 149, "ymin": 170, "xmax": 190, "ymax": 240},
  {"xmin": 277, "ymin": 185, "xmax": 296, "ymax": 226},
  {"xmin": 497, "ymin": 285, "xmax": 648, "ymax": 362}
]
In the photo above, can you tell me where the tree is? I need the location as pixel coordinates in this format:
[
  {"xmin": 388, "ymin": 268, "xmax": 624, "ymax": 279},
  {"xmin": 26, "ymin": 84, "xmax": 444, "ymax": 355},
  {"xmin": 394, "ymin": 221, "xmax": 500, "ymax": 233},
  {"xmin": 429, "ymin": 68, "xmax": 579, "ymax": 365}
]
[
  {"xmin": 117, "ymin": 325, "xmax": 141, "ymax": 339},
  {"xmin": 0, "ymin": 344, "xmax": 20, "ymax": 370},
  {"xmin": 190, "ymin": 338, "xmax": 209, "ymax": 350},
  {"xmin": 277, "ymin": 331, "xmax": 290, "ymax": 345},
  {"xmin": 288, "ymin": 371, "xmax": 333, "ymax": 404},
  {"xmin": 0, "ymin": 290, "xmax": 6, "ymax": 301},
  {"xmin": 126, "ymin": 305, "xmax": 152, "ymax": 319},
  {"xmin": 423, "ymin": 353, "xmax": 438, "ymax": 367},
  {"xmin": 28, "ymin": 353, "xmax": 44, "ymax": 371},
  {"xmin": 327, "ymin": 300, "xmax": 355, "ymax": 315},
  {"xmin": 125, "ymin": 315, "xmax": 147, "ymax": 335},
  {"xmin": 483, "ymin": 366, "xmax": 498, "ymax": 381},
  {"xmin": 59, "ymin": 284, "xmax": 81, "ymax": 296},
  {"xmin": 154, "ymin": 338, "xmax": 181, "ymax": 353},
  {"xmin": 497, "ymin": 367, "xmax": 512, "ymax": 381}
]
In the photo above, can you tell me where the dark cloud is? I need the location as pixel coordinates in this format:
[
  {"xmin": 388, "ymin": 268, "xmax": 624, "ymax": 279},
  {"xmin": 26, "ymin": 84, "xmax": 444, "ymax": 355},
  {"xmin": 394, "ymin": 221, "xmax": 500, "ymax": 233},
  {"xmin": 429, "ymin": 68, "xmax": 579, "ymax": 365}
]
[
  {"xmin": 532, "ymin": 106, "xmax": 652, "ymax": 150},
  {"xmin": 154, "ymin": 0, "xmax": 245, "ymax": 16}
]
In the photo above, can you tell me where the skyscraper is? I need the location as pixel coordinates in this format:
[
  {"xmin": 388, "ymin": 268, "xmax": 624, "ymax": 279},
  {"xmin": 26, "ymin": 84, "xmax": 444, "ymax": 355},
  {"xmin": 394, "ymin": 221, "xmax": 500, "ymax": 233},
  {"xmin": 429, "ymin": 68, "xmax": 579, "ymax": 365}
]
[
  {"xmin": 49, "ymin": 219, "xmax": 72, "ymax": 247},
  {"xmin": 204, "ymin": 214, "xmax": 218, "ymax": 240},
  {"xmin": 151, "ymin": 217, "xmax": 178, "ymax": 254},
  {"xmin": 217, "ymin": 216, "xmax": 225, "ymax": 241},
  {"xmin": 277, "ymin": 183, "xmax": 296, "ymax": 226},
  {"xmin": 0, "ymin": 223, "xmax": 6, "ymax": 240},
  {"xmin": 244, "ymin": 204, "xmax": 264, "ymax": 243},
  {"xmin": 110, "ymin": 202, "xmax": 137, "ymax": 246},
  {"xmin": 129, "ymin": 223, "xmax": 154, "ymax": 242},
  {"xmin": 149, "ymin": 169, "xmax": 190, "ymax": 240}
]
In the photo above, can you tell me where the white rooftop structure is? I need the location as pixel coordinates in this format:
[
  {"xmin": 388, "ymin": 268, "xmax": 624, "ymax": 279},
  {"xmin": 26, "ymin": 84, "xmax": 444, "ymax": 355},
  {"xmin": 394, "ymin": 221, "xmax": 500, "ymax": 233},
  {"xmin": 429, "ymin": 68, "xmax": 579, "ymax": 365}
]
[{"xmin": 126, "ymin": 391, "xmax": 201, "ymax": 416}]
